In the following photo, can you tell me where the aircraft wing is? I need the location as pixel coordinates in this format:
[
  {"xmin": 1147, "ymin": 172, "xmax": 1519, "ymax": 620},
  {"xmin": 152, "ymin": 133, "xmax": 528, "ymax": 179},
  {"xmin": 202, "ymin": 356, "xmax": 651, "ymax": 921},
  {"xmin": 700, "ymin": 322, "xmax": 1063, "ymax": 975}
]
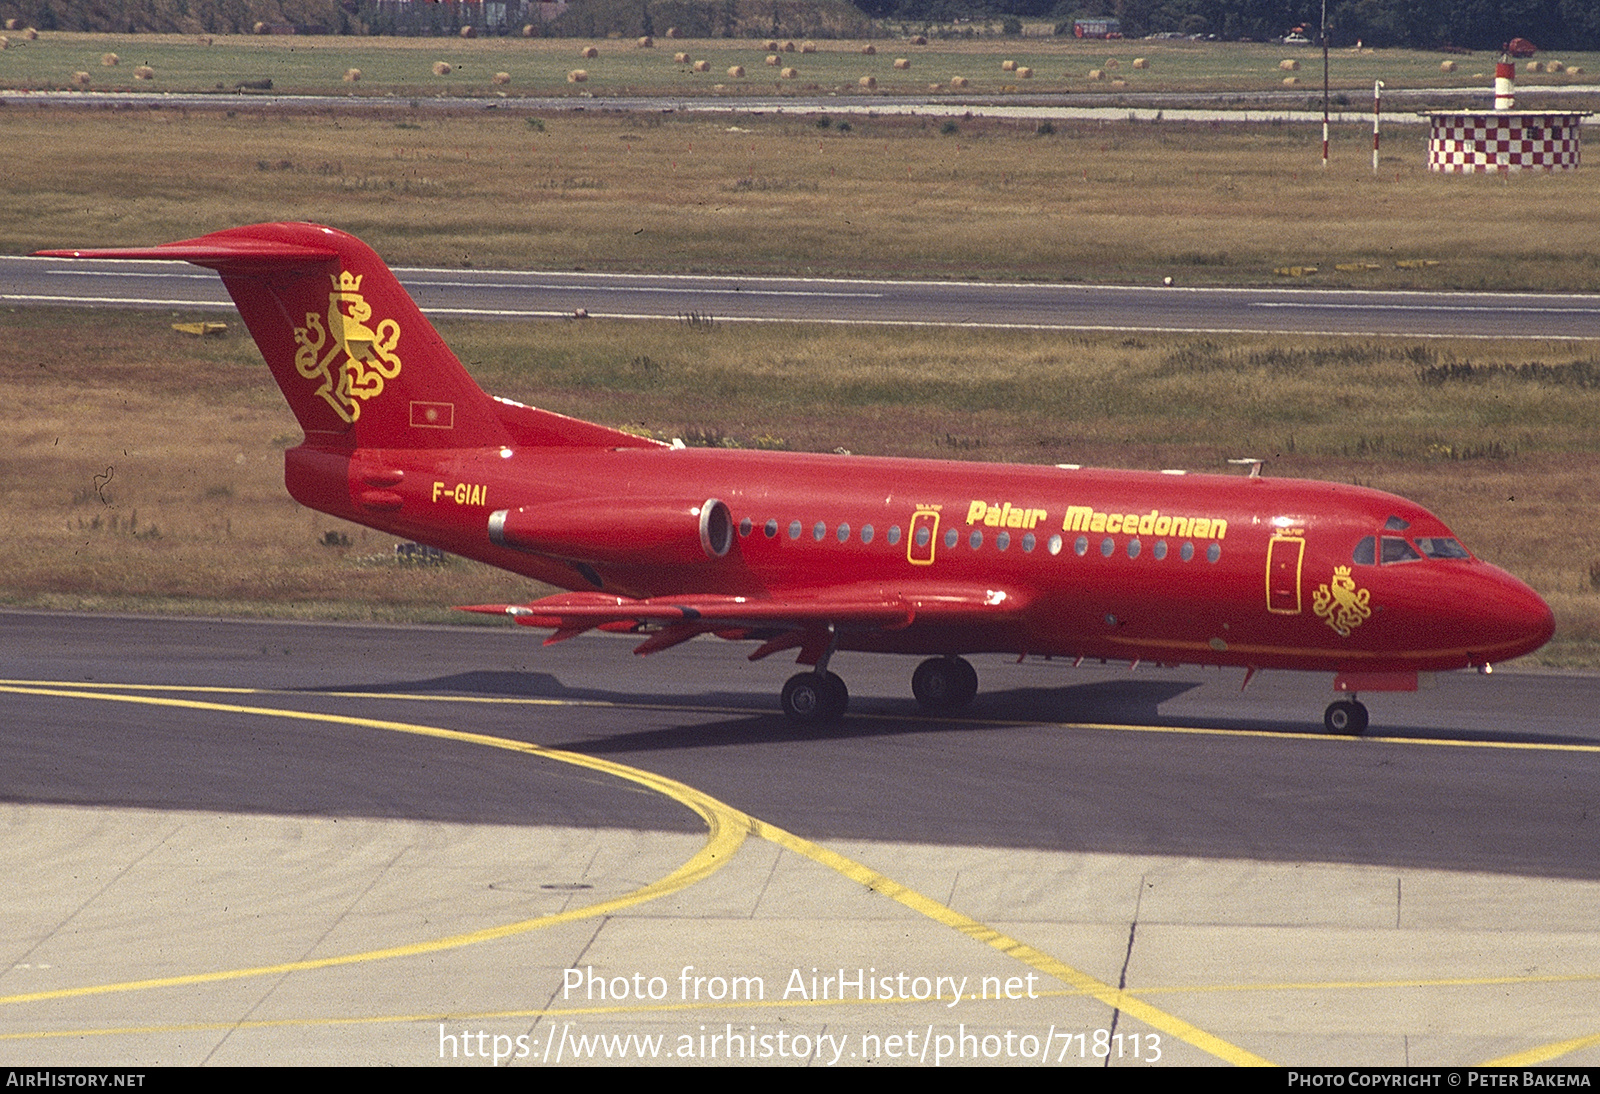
[{"xmin": 457, "ymin": 583, "xmax": 1030, "ymax": 654}]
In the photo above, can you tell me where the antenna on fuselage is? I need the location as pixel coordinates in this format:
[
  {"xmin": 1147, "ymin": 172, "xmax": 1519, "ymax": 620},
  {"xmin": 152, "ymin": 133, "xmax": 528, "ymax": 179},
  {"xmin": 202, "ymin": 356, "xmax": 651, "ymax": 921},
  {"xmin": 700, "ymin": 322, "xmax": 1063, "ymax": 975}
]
[{"xmin": 1227, "ymin": 458, "xmax": 1265, "ymax": 479}]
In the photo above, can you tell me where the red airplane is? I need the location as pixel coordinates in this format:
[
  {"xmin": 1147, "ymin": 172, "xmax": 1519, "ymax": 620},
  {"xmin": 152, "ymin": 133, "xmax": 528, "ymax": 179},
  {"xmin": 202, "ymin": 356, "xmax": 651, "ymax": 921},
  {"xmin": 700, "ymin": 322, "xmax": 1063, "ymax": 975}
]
[{"xmin": 41, "ymin": 223, "xmax": 1555, "ymax": 734}]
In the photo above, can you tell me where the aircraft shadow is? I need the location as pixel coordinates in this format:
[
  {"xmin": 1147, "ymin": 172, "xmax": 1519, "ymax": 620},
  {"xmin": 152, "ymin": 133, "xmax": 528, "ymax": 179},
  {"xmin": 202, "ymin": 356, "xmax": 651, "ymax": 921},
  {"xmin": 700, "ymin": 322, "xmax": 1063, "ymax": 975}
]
[{"xmin": 312, "ymin": 670, "xmax": 1600, "ymax": 754}]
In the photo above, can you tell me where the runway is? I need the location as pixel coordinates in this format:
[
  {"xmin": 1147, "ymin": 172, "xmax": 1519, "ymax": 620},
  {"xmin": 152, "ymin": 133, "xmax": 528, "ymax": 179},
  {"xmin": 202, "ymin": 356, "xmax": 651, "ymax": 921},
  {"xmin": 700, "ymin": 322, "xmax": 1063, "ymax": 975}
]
[
  {"xmin": 8, "ymin": 254, "xmax": 1600, "ymax": 339},
  {"xmin": 3, "ymin": 611, "xmax": 1599, "ymax": 1066}
]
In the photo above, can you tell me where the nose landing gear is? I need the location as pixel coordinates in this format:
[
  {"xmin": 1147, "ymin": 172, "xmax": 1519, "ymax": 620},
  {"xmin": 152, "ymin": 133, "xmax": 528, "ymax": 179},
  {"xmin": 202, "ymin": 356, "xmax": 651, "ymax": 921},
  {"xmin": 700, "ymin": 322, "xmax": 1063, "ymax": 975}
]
[{"xmin": 1324, "ymin": 698, "xmax": 1369, "ymax": 735}]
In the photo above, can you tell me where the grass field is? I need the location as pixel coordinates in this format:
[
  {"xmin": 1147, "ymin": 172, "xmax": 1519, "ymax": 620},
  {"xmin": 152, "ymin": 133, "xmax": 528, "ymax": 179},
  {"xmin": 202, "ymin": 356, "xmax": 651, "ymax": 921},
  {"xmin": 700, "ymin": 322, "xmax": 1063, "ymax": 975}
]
[
  {"xmin": 2, "ymin": 31, "xmax": 1597, "ymax": 100},
  {"xmin": 2, "ymin": 308, "xmax": 1597, "ymax": 664},
  {"xmin": 5, "ymin": 108, "xmax": 1600, "ymax": 291}
]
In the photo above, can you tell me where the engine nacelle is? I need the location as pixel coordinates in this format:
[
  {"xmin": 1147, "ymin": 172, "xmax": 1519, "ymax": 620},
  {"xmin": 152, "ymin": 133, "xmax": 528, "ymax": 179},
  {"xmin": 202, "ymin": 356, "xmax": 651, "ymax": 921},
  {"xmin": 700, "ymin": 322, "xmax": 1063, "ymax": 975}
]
[{"xmin": 488, "ymin": 497, "xmax": 732, "ymax": 565}]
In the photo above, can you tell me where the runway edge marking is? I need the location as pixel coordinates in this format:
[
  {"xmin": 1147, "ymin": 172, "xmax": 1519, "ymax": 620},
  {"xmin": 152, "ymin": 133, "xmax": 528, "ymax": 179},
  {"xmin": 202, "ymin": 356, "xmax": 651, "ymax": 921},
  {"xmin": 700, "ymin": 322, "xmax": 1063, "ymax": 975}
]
[{"xmin": 0, "ymin": 682, "xmax": 1270, "ymax": 1066}]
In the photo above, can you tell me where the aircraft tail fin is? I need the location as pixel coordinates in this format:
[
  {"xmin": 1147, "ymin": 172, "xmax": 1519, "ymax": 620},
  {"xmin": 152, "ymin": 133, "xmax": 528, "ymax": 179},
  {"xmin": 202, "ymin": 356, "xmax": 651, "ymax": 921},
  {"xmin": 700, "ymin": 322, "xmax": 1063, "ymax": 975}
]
[{"xmin": 43, "ymin": 223, "xmax": 518, "ymax": 451}]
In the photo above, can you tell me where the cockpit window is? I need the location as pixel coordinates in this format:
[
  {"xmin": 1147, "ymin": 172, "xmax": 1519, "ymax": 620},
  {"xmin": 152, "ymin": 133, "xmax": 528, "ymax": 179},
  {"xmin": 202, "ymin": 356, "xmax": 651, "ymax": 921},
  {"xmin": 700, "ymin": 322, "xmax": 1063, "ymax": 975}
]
[
  {"xmin": 1380, "ymin": 536, "xmax": 1422, "ymax": 563},
  {"xmin": 1352, "ymin": 536, "xmax": 1376, "ymax": 565},
  {"xmin": 1415, "ymin": 536, "xmax": 1471, "ymax": 560},
  {"xmin": 1384, "ymin": 515, "xmax": 1412, "ymax": 532}
]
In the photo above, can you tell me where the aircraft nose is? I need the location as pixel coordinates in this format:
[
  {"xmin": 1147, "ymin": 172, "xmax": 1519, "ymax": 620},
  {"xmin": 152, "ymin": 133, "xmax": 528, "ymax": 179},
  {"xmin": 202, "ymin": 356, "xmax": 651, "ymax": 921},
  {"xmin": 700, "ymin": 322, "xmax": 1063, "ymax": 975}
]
[{"xmin": 1469, "ymin": 566, "xmax": 1555, "ymax": 665}]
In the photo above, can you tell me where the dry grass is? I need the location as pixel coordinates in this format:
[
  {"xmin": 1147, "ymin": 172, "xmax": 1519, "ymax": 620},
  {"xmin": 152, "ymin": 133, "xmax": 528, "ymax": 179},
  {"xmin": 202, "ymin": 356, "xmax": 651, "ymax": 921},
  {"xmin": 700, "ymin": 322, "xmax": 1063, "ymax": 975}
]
[
  {"xmin": 3, "ymin": 307, "xmax": 1598, "ymax": 662},
  {"xmin": 1, "ymin": 32, "xmax": 1595, "ymax": 100},
  {"xmin": 4, "ymin": 109, "xmax": 1600, "ymax": 291}
]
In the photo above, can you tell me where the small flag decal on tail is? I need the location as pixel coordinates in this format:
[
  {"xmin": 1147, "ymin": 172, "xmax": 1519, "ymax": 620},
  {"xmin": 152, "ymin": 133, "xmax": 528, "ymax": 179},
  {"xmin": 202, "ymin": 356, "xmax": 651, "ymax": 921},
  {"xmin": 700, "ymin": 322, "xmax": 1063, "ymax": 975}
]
[{"xmin": 411, "ymin": 401, "xmax": 455, "ymax": 429}]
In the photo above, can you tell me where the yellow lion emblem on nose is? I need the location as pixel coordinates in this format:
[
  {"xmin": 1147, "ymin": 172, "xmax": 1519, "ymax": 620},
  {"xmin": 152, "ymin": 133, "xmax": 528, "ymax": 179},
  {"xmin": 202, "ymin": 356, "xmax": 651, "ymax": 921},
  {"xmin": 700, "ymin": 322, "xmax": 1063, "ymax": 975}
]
[
  {"xmin": 292, "ymin": 270, "xmax": 403, "ymax": 423},
  {"xmin": 1312, "ymin": 566, "xmax": 1372, "ymax": 637}
]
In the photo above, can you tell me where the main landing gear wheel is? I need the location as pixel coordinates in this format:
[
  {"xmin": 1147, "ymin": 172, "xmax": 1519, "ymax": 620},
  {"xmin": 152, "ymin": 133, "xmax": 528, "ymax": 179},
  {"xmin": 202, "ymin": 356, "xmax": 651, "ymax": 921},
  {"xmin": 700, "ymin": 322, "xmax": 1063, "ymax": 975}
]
[
  {"xmin": 1324, "ymin": 699, "xmax": 1369, "ymax": 736},
  {"xmin": 782, "ymin": 671, "xmax": 848, "ymax": 724},
  {"xmin": 911, "ymin": 656, "xmax": 979, "ymax": 712}
]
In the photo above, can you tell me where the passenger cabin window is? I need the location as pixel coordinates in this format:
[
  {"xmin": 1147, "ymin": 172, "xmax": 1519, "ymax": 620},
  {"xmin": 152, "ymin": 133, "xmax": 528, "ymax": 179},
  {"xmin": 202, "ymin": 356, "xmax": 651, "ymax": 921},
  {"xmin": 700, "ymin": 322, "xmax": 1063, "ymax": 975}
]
[
  {"xmin": 1352, "ymin": 536, "xmax": 1376, "ymax": 565},
  {"xmin": 1380, "ymin": 536, "xmax": 1422, "ymax": 564},
  {"xmin": 1416, "ymin": 536, "xmax": 1471, "ymax": 560}
]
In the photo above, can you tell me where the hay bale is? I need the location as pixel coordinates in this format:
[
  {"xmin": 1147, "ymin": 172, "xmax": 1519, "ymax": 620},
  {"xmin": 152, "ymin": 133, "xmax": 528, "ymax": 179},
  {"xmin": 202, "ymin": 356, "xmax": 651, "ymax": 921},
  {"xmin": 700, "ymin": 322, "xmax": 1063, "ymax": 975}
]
[
  {"xmin": 343, "ymin": 67, "xmax": 362, "ymax": 82},
  {"xmin": 1105, "ymin": 58, "xmax": 1119, "ymax": 68},
  {"xmin": 0, "ymin": 37, "xmax": 7, "ymax": 50},
  {"xmin": 1282, "ymin": 75, "xmax": 1300, "ymax": 85},
  {"xmin": 1001, "ymin": 59, "xmax": 1016, "ymax": 71},
  {"xmin": 764, "ymin": 39, "xmax": 778, "ymax": 51},
  {"xmin": 673, "ymin": 52, "xmax": 690, "ymax": 64},
  {"xmin": 3, "ymin": 19, "xmax": 13, "ymax": 29},
  {"xmin": 1439, "ymin": 59, "xmax": 1456, "ymax": 73},
  {"xmin": 459, "ymin": 25, "xmax": 475, "ymax": 38},
  {"xmin": 859, "ymin": 75, "xmax": 877, "ymax": 89},
  {"xmin": 928, "ymin": 82, "xmax": 942, "ymax": 91},
  {"xmin": 1132, "ymin": 57, "xmax": 1148, "ymax": 69},
  {"xmin": 950, "ymin": 75, "xmax": 969, "ymax": 89},
  {"xmin": 1278, "ymin": 58, "xmax": 1300, "ymax": 70},
  {"xmin": 1016, "ymin": 66, "xmax": 1032, "ymax": 79},
  {"xmin": 22, "ymin": 26, "xmax": 35, "ymax": 39},
  {"xmin": 910, "ymin": 34, "xmax": 927, "ymax": 45},
  {"xmin": 71, "ymin": 71, "xmax": 90, "ymax": 86},
  {"xmin": 1524, "ymin": 60, "xmax": 1541, "ymax": 72},
  {"xmin": 1548, "ymin": 60, "xmax": 1565, "ymax": 72},
  {"xmin": 766, "ymin": 54, "xmax": 779, "ymax": 66},
  {"xmin": 432, "ymin": 60, "xmax": 452, "ymax": 76},
  {"xmin": 101, "ymin": 52, "xmax": 119, "ymax": 65},
  {"xmin": 780, "ymin": 67, "xmax": 797, "ymax": 79},
  {"xmin": 665, "ymin": 27, "xmax": 679, "ymax": 38},
  {"xmin": 861, "ymin": 43, "xmax": 876, "ymax": 55},
  {"xmin": 893, "ymin": 57, "xmax": 910, "ymax": 70},
  {"xmin": 492, "ymin": 71, "xmax": 510, "ymax": 85},
  {"xmin": 252, "ymin": 22, "xmax": 266, "ymax": 34},
  {"xmin": 1569, "ymin": 66, "xmax": 1585, "ymax": 75},
  {"xmin": 693, "ymin": 60, "xmax": 710, "ymax": 72},
  {"xmin": 580, "ymin": 45, "xmax": 598, "ymax": 58},
  {"xmin": 522, "ymin": 24, "xmax": 536, "ymax": 37},
  {"xmin": 637, "ymin": 35, "xmax": 654, "ymax": 48},
  {"xmin": 1087, "ymin": 69, "xmax": 1103, "ymax": 80},
  {"xmin": 134, "ymin": 65, "xmax": 154, "ymax": 80},
  {"xmin": 568, "ymin": 69, "xmax": 588, "ymax": 82},
  {"xmin": 727, "ymin": 65, "xmax": 745, "ymax": 78},
  {"xmin": 798, "ymin": 41, "xmax": 813, "ymax": 53},
  {"xmin": 197, "ymin": 35, "xmax": 212, "ymax": 45}
]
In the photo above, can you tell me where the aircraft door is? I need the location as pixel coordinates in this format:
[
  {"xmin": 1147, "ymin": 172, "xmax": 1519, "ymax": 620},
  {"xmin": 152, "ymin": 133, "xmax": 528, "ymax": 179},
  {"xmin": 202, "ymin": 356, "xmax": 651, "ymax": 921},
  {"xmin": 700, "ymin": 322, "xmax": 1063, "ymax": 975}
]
[
  {"xmin": 1266, "ymin": 534, "xmax": 1305, "ymax": 614},
  {"xmin": 908, "ymin": 508, "xmax": 940, "ymax": 565}
]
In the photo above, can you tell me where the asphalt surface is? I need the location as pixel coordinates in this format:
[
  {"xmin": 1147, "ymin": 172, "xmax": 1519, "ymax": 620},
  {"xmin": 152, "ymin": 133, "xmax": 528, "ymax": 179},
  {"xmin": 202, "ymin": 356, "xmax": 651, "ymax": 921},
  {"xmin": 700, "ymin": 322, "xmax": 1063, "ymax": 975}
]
[
  {"xmin": 9, "ymin": 254, "xmax": 1600, "ymax": 338},
  {"xmin": 5, "ymin": 611, "xmax": 1599, "ymax": 874},
  {"xmin": 4, "ymin": 611, "xmax": 1600, "ymax": 1067}
]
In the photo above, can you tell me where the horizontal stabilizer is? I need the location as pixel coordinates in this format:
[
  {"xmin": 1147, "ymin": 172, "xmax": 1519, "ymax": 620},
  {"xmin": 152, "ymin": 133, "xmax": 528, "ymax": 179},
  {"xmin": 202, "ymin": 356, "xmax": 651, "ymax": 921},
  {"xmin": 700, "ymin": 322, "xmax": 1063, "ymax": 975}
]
[{"xmin": 36, "ymin": 238, "xmax": 339, "ymax": 268}]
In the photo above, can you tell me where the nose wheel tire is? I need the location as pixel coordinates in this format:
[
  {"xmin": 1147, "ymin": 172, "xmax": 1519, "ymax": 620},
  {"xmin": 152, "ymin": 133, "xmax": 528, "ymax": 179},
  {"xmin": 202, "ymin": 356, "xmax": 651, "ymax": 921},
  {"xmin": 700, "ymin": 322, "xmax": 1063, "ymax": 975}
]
[
  {"xmin": 912, "ymin": 656, "xmax": 979, "ymax": 711},
  {"xmin": 1324, "ymin": 699, "xmax": 1369, "ymax": 736},
  {"xmin": 782, "ymin": 671, "xmax": 849, "ymax": 724}
]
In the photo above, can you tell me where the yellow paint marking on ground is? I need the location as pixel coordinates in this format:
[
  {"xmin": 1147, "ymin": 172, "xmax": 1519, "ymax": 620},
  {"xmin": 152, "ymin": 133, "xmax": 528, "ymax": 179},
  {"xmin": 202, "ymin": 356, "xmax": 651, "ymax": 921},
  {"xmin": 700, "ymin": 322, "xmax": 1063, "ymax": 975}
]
[
  {"xmin": 0, "ymin": 681, "xmax": 1267, "ymax": 1066},
  {"xmin": 750, "ymin": 819, "xmax": 1273, "ymax": 1067},
  {"xmin": 9, "ymin": 677, "xmax": 1600, "ymax": 755},
  {"xmin": 1483, "ymin": 1030, "xmax": 1600, "ymax": 1067},
  {"xmin": 0, "ymin": 683, "xmax": 748, "ymax": 1007}
]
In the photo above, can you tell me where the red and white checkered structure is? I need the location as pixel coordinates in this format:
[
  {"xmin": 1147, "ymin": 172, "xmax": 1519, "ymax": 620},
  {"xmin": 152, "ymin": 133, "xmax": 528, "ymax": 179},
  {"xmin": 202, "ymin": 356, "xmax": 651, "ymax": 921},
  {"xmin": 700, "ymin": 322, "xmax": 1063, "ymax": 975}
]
[{"xmin": 1427, "ymin": 112, "xmax": 1588, "ymax": 173}]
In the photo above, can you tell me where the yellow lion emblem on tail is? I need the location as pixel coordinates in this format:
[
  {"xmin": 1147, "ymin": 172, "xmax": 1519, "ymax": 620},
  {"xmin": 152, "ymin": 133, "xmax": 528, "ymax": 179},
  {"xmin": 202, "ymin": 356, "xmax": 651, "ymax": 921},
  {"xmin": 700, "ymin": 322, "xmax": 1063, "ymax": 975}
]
[{"xmin": 292, "ymin": 270, "xmax": 403, "ymax": 423}]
